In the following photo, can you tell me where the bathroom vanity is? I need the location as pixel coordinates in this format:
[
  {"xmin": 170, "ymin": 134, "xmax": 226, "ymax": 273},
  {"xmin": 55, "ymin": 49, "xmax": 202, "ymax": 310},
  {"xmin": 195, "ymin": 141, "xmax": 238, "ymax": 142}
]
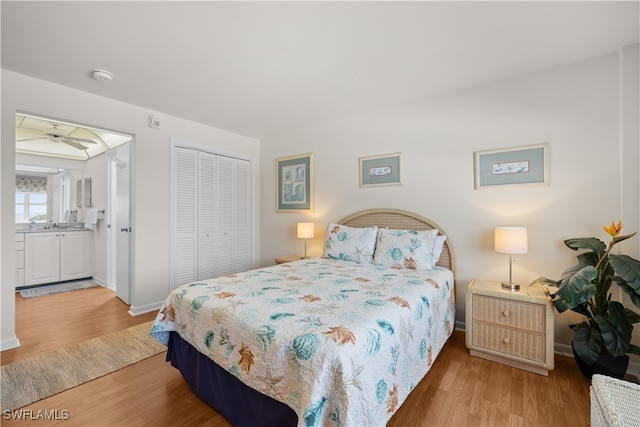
[{"xmin": 16, "ymin": 228, "xmax": 93, "ymax": 287}]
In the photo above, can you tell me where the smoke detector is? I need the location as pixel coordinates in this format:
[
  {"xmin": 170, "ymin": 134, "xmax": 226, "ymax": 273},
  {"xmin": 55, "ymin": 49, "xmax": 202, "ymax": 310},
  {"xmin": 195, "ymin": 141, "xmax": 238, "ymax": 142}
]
[{"xmin": 92, "ymin": 69, "xmax": 113, "ymax": 82}]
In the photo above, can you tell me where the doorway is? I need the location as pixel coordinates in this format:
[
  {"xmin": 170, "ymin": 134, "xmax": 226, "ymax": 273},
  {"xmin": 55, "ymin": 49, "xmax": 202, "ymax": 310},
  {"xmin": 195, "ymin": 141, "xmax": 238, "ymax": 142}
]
[{"xmin": 15, "ymin": 112, "xmax": 133, "ymax": 302}]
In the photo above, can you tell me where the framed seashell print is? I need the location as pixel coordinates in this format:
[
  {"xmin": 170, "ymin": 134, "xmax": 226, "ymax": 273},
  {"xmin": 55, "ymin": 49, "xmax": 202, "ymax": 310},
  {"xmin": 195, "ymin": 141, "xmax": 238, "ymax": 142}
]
[
  {"xmin": 359, "ymin": 152, "xmax": 402, "ymax": 187},
  {"xmin": 474, "ymin": 143, "xmax": 549, "ymax": 189},
  {"xmin": 276, "ymin": 152, "xmax": 314, "ymax": 212}
]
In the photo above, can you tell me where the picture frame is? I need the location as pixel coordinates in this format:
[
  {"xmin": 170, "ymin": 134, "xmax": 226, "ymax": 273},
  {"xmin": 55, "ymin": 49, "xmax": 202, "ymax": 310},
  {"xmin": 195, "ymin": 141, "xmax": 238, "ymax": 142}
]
[
  {"xmin": 474, "ymin": 143, "xmax": 549, "ymax": 189},
  {"xmin": 276, "ymin": 152, "xmax": 314, "ymax": 212},
  {"xmin": 359, "ymin": 152, "xmax": 402, "ymax": 187}
]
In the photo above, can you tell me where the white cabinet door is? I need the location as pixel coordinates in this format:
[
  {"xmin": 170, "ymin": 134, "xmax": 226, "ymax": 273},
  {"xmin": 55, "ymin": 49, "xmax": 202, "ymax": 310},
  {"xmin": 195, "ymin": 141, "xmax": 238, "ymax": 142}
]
[
  {"xmin": 25, "ymin": 232, "xmax": 60, "ymax": 286},
  {"xmin": 60, "ymin": 231, "xmax": 93, "ymax": 281}
]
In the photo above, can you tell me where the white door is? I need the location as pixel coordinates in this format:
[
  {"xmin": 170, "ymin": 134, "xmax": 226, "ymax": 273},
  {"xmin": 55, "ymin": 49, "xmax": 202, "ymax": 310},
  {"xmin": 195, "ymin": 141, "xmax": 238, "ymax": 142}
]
[
  {"xmin": 172, "ymin": 147, "xmax": 198, "ymax": 288},
  {"xmin": 107, "ymin": 144, "xmax": 131, "ymax": 304}
]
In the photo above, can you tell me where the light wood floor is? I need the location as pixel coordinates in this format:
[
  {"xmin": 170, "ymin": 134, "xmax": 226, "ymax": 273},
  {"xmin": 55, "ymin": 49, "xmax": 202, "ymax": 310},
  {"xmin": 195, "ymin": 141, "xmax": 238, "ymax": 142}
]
[{"xmin": 2, "ymin": 287, "xmax": 592, "ymax": 426}]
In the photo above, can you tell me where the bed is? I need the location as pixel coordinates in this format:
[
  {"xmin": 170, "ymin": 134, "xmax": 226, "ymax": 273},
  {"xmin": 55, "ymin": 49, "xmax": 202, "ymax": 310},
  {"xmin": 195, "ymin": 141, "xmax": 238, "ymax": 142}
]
[{"xmin": 150, "ymin": 208, "xmax": 456, "ymax": 426}]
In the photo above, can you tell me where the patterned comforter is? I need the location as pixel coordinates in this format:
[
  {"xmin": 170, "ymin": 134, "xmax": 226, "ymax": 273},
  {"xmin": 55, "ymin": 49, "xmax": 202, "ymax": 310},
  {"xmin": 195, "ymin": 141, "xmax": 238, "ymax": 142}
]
[{"xmin": 150, "ymin": 258, "xmax": 455, "ymax": 427}]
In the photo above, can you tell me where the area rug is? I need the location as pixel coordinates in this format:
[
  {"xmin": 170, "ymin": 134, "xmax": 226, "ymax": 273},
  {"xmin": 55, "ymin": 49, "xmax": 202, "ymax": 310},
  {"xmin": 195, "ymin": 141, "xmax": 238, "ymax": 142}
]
[
  {"xmin": 19, "ymin": 280, "xmax": 99, "ymax": 298},
  {"xmin": 1, "ymin": 321, "xmax": 165, "ymax": 411}
]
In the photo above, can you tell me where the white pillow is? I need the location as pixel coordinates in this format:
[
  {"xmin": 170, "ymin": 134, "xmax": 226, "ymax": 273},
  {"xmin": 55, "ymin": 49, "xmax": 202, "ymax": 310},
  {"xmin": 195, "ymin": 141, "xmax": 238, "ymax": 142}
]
[
  {"xmin": 373, "ymin": 228, "xmax": 439, "ymax": 270},
  {"xmin": 322, "ymin": 223, "xmax": 378, "ymax": 263},
  {"xmin": 432, "ymin": 235, "xmax": 447, "ymax": 265}
]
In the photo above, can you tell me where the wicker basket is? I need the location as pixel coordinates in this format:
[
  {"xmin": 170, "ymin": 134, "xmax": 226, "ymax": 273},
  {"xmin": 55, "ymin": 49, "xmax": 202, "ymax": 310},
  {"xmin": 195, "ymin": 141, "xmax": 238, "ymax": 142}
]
[{"xmin": 590, "ymin": 374, "xmax": 640, "ymax": 427}]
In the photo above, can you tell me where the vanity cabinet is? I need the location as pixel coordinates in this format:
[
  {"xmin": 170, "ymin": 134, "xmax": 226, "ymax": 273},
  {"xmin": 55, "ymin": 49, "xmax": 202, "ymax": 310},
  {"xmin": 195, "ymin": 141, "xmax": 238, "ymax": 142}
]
[
  {"xmin": 24, "ymin": 231, "xmax": 93, "ymax": 286},
  {"xmin": 15, "ymin": 233, "xmax": 25, "ymax": 286}
]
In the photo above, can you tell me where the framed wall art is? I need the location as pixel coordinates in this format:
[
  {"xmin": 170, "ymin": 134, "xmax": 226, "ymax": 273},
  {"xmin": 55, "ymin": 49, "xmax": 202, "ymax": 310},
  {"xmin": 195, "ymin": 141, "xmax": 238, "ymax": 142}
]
[
  {"xmin": 276, "ymin": 152, "xmax": 314, "ymax": 212},
  {"xmin": 474, "ymin": 143, "xmax": 549, "ymax": 189},
  {"xmin": 359, "ymin": 152, "xmax": 402, "ymax": 187}
]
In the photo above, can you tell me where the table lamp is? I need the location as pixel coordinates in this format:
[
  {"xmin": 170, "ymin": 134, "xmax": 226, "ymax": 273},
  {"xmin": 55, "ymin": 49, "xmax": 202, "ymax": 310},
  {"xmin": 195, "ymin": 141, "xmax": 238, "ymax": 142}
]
[
  {"xmin": 297, "ymin": 222, "xmax": 314, "ymax": 259},
  {"xmin": 495, "ymin": 226, "xmax": 528, "ymax": 290}
]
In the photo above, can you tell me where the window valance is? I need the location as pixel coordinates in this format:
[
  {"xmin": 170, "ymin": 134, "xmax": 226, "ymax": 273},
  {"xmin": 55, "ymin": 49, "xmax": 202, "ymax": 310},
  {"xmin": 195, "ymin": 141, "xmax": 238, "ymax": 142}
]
[{"xmin": 16, "ymin": 176, "xmax": 47, "ymax": 193}]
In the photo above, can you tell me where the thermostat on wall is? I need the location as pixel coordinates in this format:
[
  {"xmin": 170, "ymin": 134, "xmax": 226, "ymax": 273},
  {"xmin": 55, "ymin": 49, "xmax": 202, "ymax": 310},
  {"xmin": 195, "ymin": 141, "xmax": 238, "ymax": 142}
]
[{"xmin": 148, "ymin": 114, "xmax": 161, "ymax": 129}]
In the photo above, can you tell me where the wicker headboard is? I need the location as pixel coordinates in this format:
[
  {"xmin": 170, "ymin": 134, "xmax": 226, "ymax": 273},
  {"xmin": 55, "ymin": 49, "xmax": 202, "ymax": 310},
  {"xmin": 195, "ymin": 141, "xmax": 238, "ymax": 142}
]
[{"xmin": 339, "ymin": 208, "xmax": 455, "ymax": 273}]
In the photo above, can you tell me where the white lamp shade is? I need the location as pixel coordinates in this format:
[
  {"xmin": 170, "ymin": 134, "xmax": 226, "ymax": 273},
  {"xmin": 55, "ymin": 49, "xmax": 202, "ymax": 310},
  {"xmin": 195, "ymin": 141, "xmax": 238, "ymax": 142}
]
[
  {"xmin": 495, "ymin": 227, "xmax": 528, "ymax": 254},
  {"xmin": 297, "ymin": 222, "xmax": 315, "ymax": 239}
]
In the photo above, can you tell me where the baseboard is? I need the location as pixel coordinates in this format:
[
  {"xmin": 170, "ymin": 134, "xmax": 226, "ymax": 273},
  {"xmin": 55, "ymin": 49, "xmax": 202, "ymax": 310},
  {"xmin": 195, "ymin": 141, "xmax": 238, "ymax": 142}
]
[
  {"xmin": 1, "ymin": 336, "xmax": 21, "ymax": 351},
  {"xmin": 128, "ymin": 301, "xmax": 163, "ymax": 317}
]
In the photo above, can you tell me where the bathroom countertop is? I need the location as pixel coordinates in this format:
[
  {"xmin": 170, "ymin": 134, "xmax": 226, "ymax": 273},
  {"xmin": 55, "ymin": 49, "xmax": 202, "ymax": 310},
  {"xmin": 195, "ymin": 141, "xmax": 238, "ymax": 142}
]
[{"xmin": 16, "ymin": 226, "xmax": 92, "ymax": 233}]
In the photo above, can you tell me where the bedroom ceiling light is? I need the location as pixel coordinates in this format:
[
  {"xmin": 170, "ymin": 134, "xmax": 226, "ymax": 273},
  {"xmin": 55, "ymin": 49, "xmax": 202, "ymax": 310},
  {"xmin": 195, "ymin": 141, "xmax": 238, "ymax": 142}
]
[
  {"xmin": 297, "ymin": 222, "xmax": 314, "ymax": 259},
  {"xmin": 495, "ymin": 227, "xmax": 528, "ymax": 290}
]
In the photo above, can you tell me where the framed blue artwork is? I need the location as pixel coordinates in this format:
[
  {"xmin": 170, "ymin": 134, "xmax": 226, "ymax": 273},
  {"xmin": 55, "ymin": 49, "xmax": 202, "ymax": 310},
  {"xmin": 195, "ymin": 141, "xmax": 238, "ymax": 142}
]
[
  {"xmin": 276, "ymin": 152, "xmax": 314, "ymax": 212},
  {"xmin": 474, "ymin": 143, "xmax": 549, "ymax": 189}
]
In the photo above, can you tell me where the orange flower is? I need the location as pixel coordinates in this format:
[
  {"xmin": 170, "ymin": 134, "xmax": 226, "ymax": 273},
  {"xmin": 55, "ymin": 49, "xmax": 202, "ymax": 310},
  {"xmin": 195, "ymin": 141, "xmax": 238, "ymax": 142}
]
[{"xmin": 603, "ymin": 220, "xmax": 623, "ymax": 237}]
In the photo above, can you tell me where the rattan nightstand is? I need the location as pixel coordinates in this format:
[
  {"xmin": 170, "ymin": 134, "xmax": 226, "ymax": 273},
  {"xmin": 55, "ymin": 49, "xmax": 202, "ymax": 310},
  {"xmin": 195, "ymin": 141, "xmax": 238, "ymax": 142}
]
[
  {"xmin": 275, "ymin": 255, "xmax": 303, "ymax": 264},
  {"xmin": 465, "ymin": 278, "xmax": 554, "ymax": 376}
]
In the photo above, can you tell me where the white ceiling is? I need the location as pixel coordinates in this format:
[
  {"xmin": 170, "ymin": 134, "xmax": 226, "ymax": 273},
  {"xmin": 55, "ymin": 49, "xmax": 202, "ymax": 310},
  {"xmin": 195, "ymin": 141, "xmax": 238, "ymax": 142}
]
[{"xmin": 2, "ymin": 1, "xmax": 638, "ymax": 140}]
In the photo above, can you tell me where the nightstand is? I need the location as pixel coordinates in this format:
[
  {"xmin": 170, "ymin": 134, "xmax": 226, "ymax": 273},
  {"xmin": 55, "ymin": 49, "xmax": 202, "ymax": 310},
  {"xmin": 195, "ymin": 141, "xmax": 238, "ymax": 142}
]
[
  {"xmin": 465, "ymin": 278, "xmax": 554, "ymax": 376},
  {"xmin": 275, "ymin": 255, "xmax": 303, "ymax": 264}
]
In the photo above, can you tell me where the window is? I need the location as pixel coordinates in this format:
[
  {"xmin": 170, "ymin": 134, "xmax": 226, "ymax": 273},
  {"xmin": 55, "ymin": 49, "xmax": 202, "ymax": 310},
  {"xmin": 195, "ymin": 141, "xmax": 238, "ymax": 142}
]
[{"xmin": 15, "ymin": 176, "xmax": 48, "ymax": 222}]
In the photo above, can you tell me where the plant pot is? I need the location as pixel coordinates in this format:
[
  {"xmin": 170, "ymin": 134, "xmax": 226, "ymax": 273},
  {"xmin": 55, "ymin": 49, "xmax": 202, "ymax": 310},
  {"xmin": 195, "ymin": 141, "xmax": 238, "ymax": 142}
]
[{"xmin": 572, "ymin": 341, "xmax": 629, "ymax": 380}]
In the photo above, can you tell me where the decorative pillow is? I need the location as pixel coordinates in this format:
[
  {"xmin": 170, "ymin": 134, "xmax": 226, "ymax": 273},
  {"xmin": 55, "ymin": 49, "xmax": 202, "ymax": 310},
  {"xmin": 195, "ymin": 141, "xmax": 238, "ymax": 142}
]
[
  {"xmin": 373, "ymin": 228, "xmax": 439, "ymax": 270},
  {"xmin": 322, "ymin": 223, "xmax": 378, "ymax": 263},
  {"xmin": 432, "ymin": 235, "xmax": 447, "ymax": 265}
]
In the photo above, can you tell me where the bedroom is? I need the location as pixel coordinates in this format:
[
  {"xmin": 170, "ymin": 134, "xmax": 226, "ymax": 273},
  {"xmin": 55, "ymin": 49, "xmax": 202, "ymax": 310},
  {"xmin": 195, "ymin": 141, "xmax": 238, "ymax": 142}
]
[{"xmin": 1, "ymin": 1, "xmax": 639, "ymax": 425}]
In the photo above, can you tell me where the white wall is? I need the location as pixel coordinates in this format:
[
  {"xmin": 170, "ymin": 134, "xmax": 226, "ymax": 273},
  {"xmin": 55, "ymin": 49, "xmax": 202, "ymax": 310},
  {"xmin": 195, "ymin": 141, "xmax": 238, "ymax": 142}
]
[
  {"xmin": 1, "ymin": 70, "xmax": 261, "ymax": 349},
  {"xmin": 259, "ymin": 49, "xmax": 640, "ymax": 372}
]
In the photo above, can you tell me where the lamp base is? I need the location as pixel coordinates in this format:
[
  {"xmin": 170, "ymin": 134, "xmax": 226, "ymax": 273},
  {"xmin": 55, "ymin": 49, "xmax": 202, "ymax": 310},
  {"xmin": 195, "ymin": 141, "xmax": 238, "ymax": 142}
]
[{"xmin": 501, "ymin": 282, "xmax": 520, "ymax": 291}]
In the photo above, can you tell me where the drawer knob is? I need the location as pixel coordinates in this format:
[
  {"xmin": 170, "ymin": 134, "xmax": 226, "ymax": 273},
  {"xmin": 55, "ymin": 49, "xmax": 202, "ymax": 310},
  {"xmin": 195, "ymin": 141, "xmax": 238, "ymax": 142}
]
[
  {"xmin": 503, "ymin": 310, "xmax": 510, "ymax": 317},
  {"xmin": 503, "ymin": 337, "xmax": 510, "ymax": 344}
]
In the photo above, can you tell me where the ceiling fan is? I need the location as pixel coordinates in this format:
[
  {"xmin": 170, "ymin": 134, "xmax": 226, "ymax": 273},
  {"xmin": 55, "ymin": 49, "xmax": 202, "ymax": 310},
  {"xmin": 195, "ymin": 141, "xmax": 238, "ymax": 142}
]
[{"xmin": 18, "ymin": 124, "xmax": 98, "ymax": 151}]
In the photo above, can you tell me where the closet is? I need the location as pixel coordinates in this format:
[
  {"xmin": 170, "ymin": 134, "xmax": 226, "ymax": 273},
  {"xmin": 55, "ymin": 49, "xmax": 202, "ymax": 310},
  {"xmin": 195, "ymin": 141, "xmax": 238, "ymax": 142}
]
[{"xmin": 172, "ymin": 145, "xmax": 251, "ymax": 289}]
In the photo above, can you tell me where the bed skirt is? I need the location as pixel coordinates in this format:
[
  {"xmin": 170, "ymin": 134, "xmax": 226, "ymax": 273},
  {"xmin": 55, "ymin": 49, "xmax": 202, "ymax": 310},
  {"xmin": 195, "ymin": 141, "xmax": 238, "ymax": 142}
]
[{"xmin": 166, "ymin": 331, "xmax": 298, "ymax": 427}]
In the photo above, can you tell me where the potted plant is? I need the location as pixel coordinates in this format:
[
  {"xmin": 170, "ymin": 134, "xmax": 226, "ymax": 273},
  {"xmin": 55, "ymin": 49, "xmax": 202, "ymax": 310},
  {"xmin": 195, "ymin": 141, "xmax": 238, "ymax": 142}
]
[{"xmin": 532, "ymin": 221, "xmax": 640, "ymax": 379}]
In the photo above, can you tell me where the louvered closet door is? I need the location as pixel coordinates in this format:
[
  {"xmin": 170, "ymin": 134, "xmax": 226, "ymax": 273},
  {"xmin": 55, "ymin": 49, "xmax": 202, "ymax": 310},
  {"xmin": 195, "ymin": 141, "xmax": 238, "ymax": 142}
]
[
  {"xmin": 197, "ymin": 152, "xmax": 216, "ymax": 280},
  {"xmin": 215, "ymin": 156, "xmax": 251, "ymax": 276},
  {"xmin": 173, "ymin": 147, "xmax": 198, "ymax": 287},
  {"xmin": 173, "ymin": 146, "xmax": 252, "ymax": 288}
]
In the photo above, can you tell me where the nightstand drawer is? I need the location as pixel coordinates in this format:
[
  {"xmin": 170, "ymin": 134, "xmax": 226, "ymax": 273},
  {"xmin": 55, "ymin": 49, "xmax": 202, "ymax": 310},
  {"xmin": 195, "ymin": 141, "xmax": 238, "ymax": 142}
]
[
  {"xmin": 472, "ymin": 322, "xmax": 546, "ymax": 363},
  {"xmin": 472, "ymin": 295, "xmax": 545, "ymax": 333}
]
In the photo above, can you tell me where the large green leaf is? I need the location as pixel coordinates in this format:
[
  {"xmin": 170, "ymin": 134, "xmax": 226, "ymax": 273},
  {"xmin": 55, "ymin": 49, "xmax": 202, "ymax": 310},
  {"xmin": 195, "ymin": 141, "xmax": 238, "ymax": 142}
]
[
  {"xmin": 594, "ymin": 302, "xmax": 631, "ymax": 357},
  {"xmin": 565, "ymin": 238, "xmax": 606, "ymax": 257},
  {"xmin": 610, "ymin": 254, "xmax": 640, "ymax": 295},
  {"xmin": 613, "ymin": 276, "xmax": 640, "ymax": 309},
  {"xmin": 573, "ymin": 322, "xmax": 602, "ymax": 366},
  {"xmin": 624, "ymin": 307, "xmax": 640, "ymax": 324},
  {"xmin": 577, "ymin": 252, "xmax": 599, "ymax": 267},
  {"xmin": 554, "ymin": 265, "xmax": 597, "ymax": 312}
]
